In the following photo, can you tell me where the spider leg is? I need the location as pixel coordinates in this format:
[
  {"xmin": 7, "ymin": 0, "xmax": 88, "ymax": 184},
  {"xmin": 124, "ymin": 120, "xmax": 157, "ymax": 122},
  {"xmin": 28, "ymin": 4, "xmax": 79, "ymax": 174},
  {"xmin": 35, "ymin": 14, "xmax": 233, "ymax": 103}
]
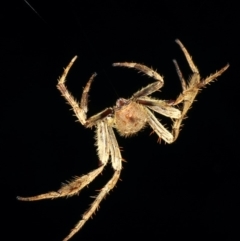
[
  {"xmin": 113, "ymin": 62, "xmax": 164, "ymax": 98},
  {"xmin": 63, "ymin": 170, "xmax": 121, "ymax": 241},
  {"xmin": 85, "ymin": 108, "xmax": 113, "ymax": 128},
  {"xmin": 57, "ymin": 56, "xmax": 97, "ymax": 125},
  {"xmin": 146, "ymin": 108, "xmax": 174, "ymax": 144},
  {"xmin": 175, "ymin": 39, "xmax": 199, "ymax": 74},
  {"xmin": 199, "ymin": 64, "xmax": 229, "ymax": 87},
  {"xmin": 171, "ymin": 64, "xmax": 229, "ymax": 142},
  {"xmin": 171, "ymin": 41, "xmax": 229, "ymax": 142},
  {"xmin": 146, "ymin": 64, "xmax": 228, "ymax": 143},
  {"xmin": 174, "ymin": 40, "xmax": 229, "ymax": 106},
  {"xmin": 96, "ymin": 120, "xmax": 111, "ymax": 164},
  {"xmin": 62, "ymin": 125, "xmax": 122, "ymax": 241},
  {"xmin": 137, "ymin": 97, "xmax": 181, "ymax": 119},
  {"xmin": 17, "ymin": 120, "xmax": 112, "ymax": 201},
  {"xmin": 107, "ymin": 125, "xmax": 122, "ymax": 170},
  {"xmin": 172, "ymin": 60, "xmax": 200, "ymax": 115},
  {"xmin": 17, "ymin": 166, "xmax": 105, "ymax": 201},
  {"xmin": 173, "ymin": 59, "xmax": 187, "ymax": 91}
]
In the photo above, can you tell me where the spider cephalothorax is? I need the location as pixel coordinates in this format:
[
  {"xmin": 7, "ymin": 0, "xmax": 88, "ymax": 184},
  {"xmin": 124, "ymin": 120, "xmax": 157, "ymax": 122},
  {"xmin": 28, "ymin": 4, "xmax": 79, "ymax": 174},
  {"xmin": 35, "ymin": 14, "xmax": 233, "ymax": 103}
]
[{"xmin": 17, "ymin": 40, "xmax": 229, "ymax": 241}]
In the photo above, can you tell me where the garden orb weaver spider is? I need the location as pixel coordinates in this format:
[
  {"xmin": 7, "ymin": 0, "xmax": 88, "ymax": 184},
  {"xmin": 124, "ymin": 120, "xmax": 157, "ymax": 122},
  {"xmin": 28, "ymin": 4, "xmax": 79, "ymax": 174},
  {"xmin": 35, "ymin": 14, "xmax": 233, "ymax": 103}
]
[{"xmin": 17, "ymin": 39, "xmax": 229, "ymax": 241}]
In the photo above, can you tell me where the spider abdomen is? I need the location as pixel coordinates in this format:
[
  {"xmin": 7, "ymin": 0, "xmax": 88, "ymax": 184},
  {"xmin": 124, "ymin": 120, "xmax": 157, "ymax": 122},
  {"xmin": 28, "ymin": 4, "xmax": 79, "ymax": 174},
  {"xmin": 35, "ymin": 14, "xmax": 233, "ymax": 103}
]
[{"xmin": 114, "ymin": 101, "xmax": 147, "ymax": 137}]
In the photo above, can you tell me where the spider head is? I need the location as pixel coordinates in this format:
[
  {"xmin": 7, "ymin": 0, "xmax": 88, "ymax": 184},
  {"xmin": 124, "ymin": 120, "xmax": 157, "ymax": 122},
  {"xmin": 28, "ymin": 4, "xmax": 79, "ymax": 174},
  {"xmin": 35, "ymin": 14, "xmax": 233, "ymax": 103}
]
[{"xmin": 115, "ymin": 98, "xmax": 129, "ymax": 110}]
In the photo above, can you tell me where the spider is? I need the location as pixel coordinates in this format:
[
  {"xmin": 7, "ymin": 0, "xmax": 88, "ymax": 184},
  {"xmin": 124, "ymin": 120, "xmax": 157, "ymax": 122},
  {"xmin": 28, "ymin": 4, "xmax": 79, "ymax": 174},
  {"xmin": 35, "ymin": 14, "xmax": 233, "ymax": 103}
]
[{"xmin": 17, "ymin": 40, "xmax": 229, "ymax": 241}]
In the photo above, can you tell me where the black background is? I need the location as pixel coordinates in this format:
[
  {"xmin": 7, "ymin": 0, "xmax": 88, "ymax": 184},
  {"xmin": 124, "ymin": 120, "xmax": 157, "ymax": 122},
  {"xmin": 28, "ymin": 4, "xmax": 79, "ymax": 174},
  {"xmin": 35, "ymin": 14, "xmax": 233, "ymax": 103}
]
[{"xmin": 3, "ymin": 1, "xmax": 239, "ymax": 241}]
